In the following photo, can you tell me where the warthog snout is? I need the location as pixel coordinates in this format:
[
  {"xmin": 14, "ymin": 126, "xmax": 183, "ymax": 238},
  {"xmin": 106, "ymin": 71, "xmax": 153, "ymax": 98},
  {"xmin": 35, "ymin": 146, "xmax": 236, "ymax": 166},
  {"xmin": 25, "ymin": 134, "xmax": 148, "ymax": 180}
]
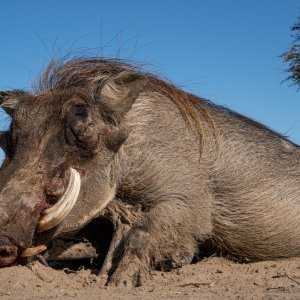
[{"xmin": 0, "ymin": 166, "xmax": 81, "ymax": 266}]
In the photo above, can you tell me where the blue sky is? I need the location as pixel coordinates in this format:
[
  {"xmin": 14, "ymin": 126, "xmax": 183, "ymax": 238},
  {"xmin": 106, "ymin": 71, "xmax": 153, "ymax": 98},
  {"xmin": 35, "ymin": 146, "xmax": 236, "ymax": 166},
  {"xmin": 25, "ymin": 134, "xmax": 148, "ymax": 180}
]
[{"xmin": 0, "ymin": 1, "xmax": 299, "ymax": 163}]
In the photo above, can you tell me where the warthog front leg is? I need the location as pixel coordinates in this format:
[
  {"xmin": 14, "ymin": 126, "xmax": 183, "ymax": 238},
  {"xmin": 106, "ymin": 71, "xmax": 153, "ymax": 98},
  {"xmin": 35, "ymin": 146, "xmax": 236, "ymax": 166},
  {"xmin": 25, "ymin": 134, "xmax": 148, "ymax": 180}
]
[
  {"xmin": 107, "ymin": 227, "xmax": 152, "ymax": 287},
  {"xmin": 100, "ymin": 200, "xmax": 143, "ymax": 278},
  {"xmin": 106, "ymin": 200, "xmax": 207, "ymax": 287}
]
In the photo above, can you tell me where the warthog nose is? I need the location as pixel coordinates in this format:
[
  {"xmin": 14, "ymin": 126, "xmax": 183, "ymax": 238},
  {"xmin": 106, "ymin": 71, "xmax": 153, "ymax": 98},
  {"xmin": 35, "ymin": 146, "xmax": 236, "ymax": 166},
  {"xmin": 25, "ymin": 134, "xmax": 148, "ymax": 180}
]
[{"xmin": 0, "ymin": 236, "xmax": 18, "ymax": 267}]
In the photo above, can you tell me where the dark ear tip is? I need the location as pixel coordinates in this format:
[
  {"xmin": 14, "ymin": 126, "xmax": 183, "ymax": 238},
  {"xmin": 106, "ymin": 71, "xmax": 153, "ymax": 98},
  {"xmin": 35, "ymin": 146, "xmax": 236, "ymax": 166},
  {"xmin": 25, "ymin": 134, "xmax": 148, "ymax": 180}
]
[
  {"xmin": 0, "ymin": 90, "xmax": 25, "ymax": 97},
  {"xmin": 114, "ymin": 71, "xmax": 148, "ymax": 87},
  {"xmin": 0, "ymin": 90, "xmax": 24, "ymax": 116}
]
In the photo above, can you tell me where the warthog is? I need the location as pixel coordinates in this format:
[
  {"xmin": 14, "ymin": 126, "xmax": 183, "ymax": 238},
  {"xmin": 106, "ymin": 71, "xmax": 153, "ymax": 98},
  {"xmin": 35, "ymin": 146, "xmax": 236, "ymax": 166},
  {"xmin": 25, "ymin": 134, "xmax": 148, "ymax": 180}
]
[{"xmin": 0, "ymin": 58, "xmax": 300, "ymax": 286}]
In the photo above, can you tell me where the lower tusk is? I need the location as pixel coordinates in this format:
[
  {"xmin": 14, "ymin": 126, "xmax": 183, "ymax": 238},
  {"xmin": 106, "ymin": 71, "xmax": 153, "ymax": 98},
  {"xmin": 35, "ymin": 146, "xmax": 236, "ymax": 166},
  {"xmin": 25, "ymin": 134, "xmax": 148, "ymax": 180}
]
[
  {"xmin": 37, "ymin": 168, "xmax": 81, "ymax": 233},
  {"xmin": 20, "ymin": 245, "xmax": 47, "ymax": 257}
]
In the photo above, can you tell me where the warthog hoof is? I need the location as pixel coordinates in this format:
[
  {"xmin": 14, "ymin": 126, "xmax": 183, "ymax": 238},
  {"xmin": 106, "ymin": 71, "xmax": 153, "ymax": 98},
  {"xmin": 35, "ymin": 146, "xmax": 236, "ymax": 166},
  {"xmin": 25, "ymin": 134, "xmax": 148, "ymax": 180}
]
[{"xmin": 107, "ymin": 255, "xmax": 149, "ymax": 287}]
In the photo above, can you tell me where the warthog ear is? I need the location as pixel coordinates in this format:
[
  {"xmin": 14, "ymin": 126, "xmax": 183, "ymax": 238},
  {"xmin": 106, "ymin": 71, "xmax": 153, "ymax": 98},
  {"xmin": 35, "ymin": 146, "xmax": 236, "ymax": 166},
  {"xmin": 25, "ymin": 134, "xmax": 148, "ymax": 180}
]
[
  {"xmin": 99, "ymin": 72, "xmax": 148, "ymax": 124},
  {"xmin": 0, "ymin": 91, "xmax": 23, "ymax": 116}
]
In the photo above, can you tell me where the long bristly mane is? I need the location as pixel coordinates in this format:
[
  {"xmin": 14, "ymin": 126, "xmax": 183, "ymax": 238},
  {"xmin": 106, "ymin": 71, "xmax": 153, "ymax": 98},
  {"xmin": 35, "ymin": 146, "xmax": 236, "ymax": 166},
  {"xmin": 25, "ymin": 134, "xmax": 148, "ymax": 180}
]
[{"xmin": 35, "ymin": 57, "xmax": 218, "ymax": 151}]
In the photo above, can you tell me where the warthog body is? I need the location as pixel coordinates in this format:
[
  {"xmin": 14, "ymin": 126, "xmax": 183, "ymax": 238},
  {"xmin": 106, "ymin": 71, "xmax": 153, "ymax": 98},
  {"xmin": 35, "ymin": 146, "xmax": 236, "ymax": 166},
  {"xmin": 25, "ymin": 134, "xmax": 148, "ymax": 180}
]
[{"xmin": 0, "ymin": 58, "xmax": 300, "ymax": 286}]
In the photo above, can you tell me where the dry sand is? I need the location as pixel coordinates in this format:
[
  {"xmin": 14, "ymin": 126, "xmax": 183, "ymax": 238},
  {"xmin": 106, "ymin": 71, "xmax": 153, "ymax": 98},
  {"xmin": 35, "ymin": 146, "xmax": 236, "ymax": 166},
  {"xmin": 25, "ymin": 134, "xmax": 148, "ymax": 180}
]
[{"xmin": 1, "ymin": 256, "xmax": 300, "ymax": 299}]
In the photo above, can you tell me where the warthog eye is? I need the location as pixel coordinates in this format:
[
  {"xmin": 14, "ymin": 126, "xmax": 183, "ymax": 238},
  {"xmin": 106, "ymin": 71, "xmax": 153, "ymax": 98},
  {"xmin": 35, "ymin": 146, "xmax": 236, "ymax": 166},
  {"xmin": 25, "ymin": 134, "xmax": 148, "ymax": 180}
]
[{"xmin": 65, "ymin": 104, "xmax": 98, "ymax": 153}]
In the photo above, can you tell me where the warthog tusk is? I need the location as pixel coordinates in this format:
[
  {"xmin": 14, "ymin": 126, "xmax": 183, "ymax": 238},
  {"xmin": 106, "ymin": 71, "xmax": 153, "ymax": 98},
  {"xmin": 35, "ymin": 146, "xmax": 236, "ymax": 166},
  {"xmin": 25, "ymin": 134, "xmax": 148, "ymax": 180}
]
[
  {"xmin": 20, "ymin": 245, "xmax": 47, "ymax": 257},
  {"xmin": 37, "ymin": 168, "xmax": 81, "ymax": 233}
]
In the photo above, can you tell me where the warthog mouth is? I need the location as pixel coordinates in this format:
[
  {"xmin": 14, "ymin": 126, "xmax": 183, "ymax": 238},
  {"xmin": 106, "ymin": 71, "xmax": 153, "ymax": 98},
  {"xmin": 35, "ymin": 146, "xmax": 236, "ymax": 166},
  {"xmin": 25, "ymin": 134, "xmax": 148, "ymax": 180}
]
[
  {"xmin": 0, "ymin": 168, "xmax": 81, "ymax": 265},
  {"xmin": 0, "ymin": 236, "xmax": 18, "ymax": 267},
  {"xmin": 37, "ymin": 167, "xmax": 81, "ymax": 233},
  {"xmin": 17, "ymin": 168, "xmax": 82, "ymax": 260}
]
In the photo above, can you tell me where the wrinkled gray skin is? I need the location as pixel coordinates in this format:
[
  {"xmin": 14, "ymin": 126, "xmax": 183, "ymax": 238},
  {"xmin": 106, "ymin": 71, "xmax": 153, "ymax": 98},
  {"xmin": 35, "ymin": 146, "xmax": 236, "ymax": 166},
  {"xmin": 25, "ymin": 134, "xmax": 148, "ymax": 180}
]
[{"xmin": 1, "ymin": 58, "xmax": 300, "ymax": 287}]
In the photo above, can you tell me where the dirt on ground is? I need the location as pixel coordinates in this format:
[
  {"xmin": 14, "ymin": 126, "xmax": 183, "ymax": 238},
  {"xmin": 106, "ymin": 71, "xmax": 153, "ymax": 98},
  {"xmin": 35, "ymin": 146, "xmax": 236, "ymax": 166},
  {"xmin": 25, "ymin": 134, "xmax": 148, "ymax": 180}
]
[{"xmin": 1, "ymin": 256, "xmax": 300, "ymax": 299}]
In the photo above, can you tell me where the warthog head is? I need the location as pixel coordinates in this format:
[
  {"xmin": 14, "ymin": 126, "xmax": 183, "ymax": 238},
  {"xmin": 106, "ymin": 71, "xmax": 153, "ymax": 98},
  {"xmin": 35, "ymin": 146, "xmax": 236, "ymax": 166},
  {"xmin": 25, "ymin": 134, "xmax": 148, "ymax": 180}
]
[{"xmin": 0, "ymin": 59, "xmax": 147, "ymax": 266}]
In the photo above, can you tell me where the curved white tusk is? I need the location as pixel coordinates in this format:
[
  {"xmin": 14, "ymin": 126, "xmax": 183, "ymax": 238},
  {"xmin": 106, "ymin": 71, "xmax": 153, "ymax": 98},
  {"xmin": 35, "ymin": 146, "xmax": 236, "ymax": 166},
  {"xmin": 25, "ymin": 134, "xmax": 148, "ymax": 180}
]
[{"xmin": 37, "ymin": 168, "xmax": 81, "ymax": 233}]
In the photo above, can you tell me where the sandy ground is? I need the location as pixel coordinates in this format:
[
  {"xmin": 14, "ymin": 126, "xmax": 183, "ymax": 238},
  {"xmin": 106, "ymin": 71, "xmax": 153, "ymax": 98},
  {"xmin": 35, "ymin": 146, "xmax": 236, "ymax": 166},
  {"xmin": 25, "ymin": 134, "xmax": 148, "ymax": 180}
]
[{"xmin": 1, "ymin": 257, "xmax": 300, "ymax": 299}]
